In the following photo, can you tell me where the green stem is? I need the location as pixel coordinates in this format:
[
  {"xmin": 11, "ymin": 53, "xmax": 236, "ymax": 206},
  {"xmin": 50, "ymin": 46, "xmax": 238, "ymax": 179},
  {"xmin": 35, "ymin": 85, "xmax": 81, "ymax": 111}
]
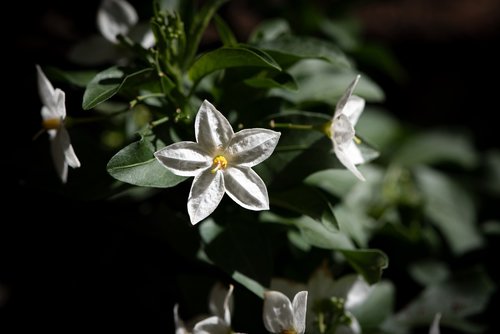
[
  {"xmin": 269, "ymin": 120, "xmax": 315, "ymax": 130},
  {"xmin": 129, "ymin": 93, "xmax": 166, "ymax": 108}
]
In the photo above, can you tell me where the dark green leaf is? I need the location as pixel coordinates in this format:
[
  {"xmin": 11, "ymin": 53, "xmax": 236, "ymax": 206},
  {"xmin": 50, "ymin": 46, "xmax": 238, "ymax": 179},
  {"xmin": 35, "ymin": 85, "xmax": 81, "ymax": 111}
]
[
  {"xmin": 83, "ymin": 66, "xmax": 154, "ymax": 110},
  {"xmin": 189, "ymin": 47, "xmax": 281, "ymax": 84},
  {"xmin": 339, "ymin": 249, "xmax": 388, "ymax": 284},
  {"xmin": 45, "ymin": 67, "xmax": 97, "ymax": 87},
  {"xmin": 244, "ymin": 71, "xmax": 298, "ymax": 90},
  {"xmin": 214, "ymin": 14, "xmax": 238, "ymax": 46},
  {"xmin": 107, "ymin": 138, "xmax": 186, "ymax": 188}
]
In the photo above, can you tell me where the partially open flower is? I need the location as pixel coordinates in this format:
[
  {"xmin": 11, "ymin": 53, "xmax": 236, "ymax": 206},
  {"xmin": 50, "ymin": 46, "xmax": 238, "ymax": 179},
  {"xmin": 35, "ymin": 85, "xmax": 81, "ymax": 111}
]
[
  {"xmin": 263, "ymin": 290, "xmax": 308, "ymax": 334},
  {"xmin": 36, "ymin": 65, "xmax": 80, "ymax": 183}
]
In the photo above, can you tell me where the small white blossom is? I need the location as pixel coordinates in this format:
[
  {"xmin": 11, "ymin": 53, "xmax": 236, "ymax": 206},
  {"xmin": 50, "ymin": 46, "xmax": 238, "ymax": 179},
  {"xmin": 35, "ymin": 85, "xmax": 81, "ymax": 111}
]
[
  {"xmin": 263, "ymin": 290, "xmax": 308, "ymax": 334},
  {"xmin": 155, "ymin": 100, "xmax": 280, "ymax": 225},
  {"xmin": 97, "ymin": 0, "xmax": 138, "ymax": 44},
  {"xmin": 36, "ymin": 65, "xmax": 80, "ymax": 183},
  {"xmin": 330, "ymin": 75, "xmax": 366, "ymax": 181}
]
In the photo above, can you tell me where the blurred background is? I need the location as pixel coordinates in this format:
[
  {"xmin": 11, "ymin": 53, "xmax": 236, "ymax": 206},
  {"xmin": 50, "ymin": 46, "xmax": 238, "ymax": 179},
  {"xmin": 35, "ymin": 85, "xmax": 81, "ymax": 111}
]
[{"xmin": 6, "ymin": 0, "xmax": 500, "ymax": 332}]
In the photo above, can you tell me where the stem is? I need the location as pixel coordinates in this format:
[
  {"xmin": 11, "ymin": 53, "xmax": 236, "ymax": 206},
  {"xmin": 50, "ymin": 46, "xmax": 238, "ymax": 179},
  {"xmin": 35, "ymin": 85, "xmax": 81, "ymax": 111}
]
[
  {"xmin": 150, "ymin": 116, "xmax": 169, "ymax": 128},
  {"xmin": 129, "ymin": 93, "xmax": 165, "ymax": 108},
  {"xmin": 269, "ymin": 120, "xmax": 315, "ymax": 130}
]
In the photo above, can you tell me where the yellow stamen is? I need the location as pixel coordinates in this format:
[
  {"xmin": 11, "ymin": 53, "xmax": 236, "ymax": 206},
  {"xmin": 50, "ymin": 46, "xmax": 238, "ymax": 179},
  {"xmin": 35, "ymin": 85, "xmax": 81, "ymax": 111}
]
[
  {"xmin": 42, "ymin": 118, "xmax": 62, "ymax": 130},
  {"xmin": 211, "ymin": 155, "xmax": 228, "ymax": 173},
  {"xmin": 282, "ymin": 330, "xmax": 297, "ymax": 334},
  {"xmin": 353, "ymin": 135, "xmax": 362, "ymax": 145}
]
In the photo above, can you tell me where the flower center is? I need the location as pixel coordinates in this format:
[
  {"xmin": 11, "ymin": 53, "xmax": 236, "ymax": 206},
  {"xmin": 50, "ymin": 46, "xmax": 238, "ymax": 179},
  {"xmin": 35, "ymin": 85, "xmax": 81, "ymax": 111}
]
[
  {"xmin": 282, "ymin": 330, "xmax": 297, "ymax": 334},
  {"xmin": 42, "ymin": 117, "xmax": 62, "ymax": 130},
  {"xmin": 211, "ymin": 155, "xmax": 228, "ymax": 173}
]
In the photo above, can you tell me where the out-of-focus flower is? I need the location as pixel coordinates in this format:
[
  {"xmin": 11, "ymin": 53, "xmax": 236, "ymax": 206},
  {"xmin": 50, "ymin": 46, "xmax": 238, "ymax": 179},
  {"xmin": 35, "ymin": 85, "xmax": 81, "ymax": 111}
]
[
  {"xmin": 36, "ymin": 65, "xmax": 80, "ymax": 183},
  {"xmin": 263, "ymin": 290, "xmax": 308, "ymax": 334},
  {"xmin": 155, "ymin": 100, "xmax": 280, "ymax": 225},
  {"xmin": 327, "ymin": 75, "xmax": 367, "ymax": 181}
]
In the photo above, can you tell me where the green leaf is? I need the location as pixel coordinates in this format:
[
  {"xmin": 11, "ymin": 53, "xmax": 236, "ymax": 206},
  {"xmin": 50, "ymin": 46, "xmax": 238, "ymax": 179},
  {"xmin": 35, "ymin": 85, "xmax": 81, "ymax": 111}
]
[
  {"xmin": 214, "ymin": 14, "xmax": 238, "ymax": 46},
  {"xmin": 261, "ymin": 212, "xmax": 354, "ymax": 250},
  {"xmin": 232, "ymin": 271, "xmax": 266, "ymax": 299},
  {"xmin": 257, "ymin": 35, "xmax": 350, "ymax": 68},
  {"xmin": 408, "ymin": 260, "xmax": 450, "ymax": 286},
  {"xmin": 107, "ymin": 138, "xmax": 186, "ymax": 188},
  {"xmin": 200, "ymin": 217, "xmax": 273, "ymax": 287},
  {"xmin": 339, "ymin": 249, "xmax": 388, "ymax": 284},
  {"xmin": 270, "ymin": 184, "xmax": 338, "ymax": 230},
  {"xmin": 45, "ymin": 67, "xmax": 97, "ymax": 87},
  {"xmin": 189, "ymin": 46, "xmax": 281, "ymax": 84},
  {"xmin": 248, "ymin": 18, "xmax": 291, "ymax": 43},
  {"xmin": 414, "ymin": 167, "xmax": 483, "ymax": 255},
  {"xmin": 269, "ymin": 60, "xmax": 385, "ymax": 104},
  {"xmin": 83, "ymin": 66, "xmax": 154, "ymax": 110},
  {"xmin": 351, "ymin": 281, "xmax": 395, "ymax": 329},
  {"xmin": 243, "ymin": 71, "xmax": 298, "ymax": 90},
  {"xmin": 394, "ymin": 131, "xmax": 478, "ymax": 168}
]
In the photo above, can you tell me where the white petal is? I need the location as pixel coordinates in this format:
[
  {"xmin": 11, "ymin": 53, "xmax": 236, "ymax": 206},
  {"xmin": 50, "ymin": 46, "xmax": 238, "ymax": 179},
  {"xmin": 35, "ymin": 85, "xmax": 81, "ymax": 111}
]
[
  {"xmin": 226, "ymin": 129, "xmax": 280, "ymax": 167},
  {"xmin": 334, "ymin": 144, "xmax": 365, "ymax": 181},
  {"xmin": 344, "ymin": 277, "xmax": 371, "ymax": 310},
  {"xmin": 192, "ymin": 316, "xmax": 230, "ymax": 334},
  {"xmin": 54, "ymin": 89, "xmax": 66, "ymax": 119},
  {"xmin": 97, "ymin": 0, "xmax": 138, "ymax": 43},
  {"xmin": 195, "ymin": 100, "xmax": 234, "ymax": 154},
  {"xmin": 50, "ymin": 131, "xmax": 69, "ymax": 183},
  {"xmin": 36, "ymin": 65, "xmax": 56, "ymax": 115},
  {"xmin": 429, "ymin": 313, "xmax": 441, "ymax": 334},
  {"xmin": 224, "ymin": 167, "xmax": 269, "ymax": 211},
  {"xmin": 209, "ymin": 283, "xmax": 234, "ymax": 324},
  {"xmin": 335, "ymin": 75, "xmax": 361, "ymax": 118},
  {"xmin": 342, "ymin": 95, "xmax": 365, "ymax": 126},
  {"xmin": 59, "ymin": 127, "xmax": 81, "ymax": 168},
  {"xmin": 332, "ymin": 114, "xmax": 354, "ymax": 147},
  {"xmin": 292, "ymin": 291, "xmax": 308, "ymax": 334},
  {"xmin": 188, "ymin": 170, "xmax": 225, "ymax": 225},
  {"xmin": 173, "ymin": 304, "xmax": 189, "ymax": 334},
  {"xmin": 263, "ymin": 291, "xmax": 295, "ymax": 333},
  {"xmin": 155, "ymin": 142, "xmax": 211, "ymax": 177}
]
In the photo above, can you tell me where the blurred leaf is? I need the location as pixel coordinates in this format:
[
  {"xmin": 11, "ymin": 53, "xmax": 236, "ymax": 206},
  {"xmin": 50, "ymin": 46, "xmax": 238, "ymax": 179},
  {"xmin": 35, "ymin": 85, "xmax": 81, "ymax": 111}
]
[
  {"xmin": 189, "ymin": 46, "xmax": 281, "ymax": 84},
  {"xmin": 270, "ymin": 60, "xmax": 385, "ymax": 104},
  {"xmin": 232, "ymin": 271, "xmax": 266, "ymax": 299},
  {"xmin": 107, "ymin": 138, "xmax": 186, "ymax": 188},
  {"xmin": 201, "ymin": 217, "xmax": 273, "ymax": 287},
  {"xmin": 305, "ymin": 169, "xmax": 359, "ymax": 198},
  {"xmin": 414, "ymin": 167, "xmax": 483, "ymax": 255},
  {"xmin": 45, "ymin": 67, "xmax": 98, "ymax": 87},
  {"xmin": 339, "ymin": 249, "xmax": 388, "ymax": 284},
  {"xmin": 214, "ymin": 14, "xmax": 238, "ymax": 46},
  {"xmin": 333, "ymin": 204, "xmax": 374, "ymax": 248},
  {"xmin": 382, "ymin": 267, "xmax": 495, "ymax": 333},
  {"xmin": 249, "ymin": 18, "xmax": 291, "ymax": 43},
  {"xmin": 483, "ymin": 149, "xmax": 500, "ymax": 195},
  {"xmin": 408, "ymin": 260, "xmax": 450, "ymax": 286},
  {"xmin": 83, "ymin": 66, "xmax": 154, "ymax": 110},
  {"xmin": 257, "ymin": 35, "xmax": 350, "ymax": 68},
  {"xmin": 394, "ymin": 131, "xmax": 478, "ymax": 168},
  {"xmin": 244, "ymin": 71, "xmax": 298, "ymax": 90},
  {"xmin": 260, "ymin": 212, "xmax": 354, "ymax": 250},
  {"xmin": 352, "ymin": 281, "xmax": 395, "ymax": 329},
  {"xmin": 271, "ymin": 185, "xmax": 338, "ymax": 230},
  {"xmin": 355, "ymin": 107, "xmax": 402, "ymax": 150}
]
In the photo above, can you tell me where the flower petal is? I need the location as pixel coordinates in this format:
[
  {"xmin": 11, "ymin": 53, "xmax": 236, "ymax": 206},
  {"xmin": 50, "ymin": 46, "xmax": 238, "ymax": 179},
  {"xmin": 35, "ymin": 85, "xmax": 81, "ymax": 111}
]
[
  {"xmin": 224, "ymin": 166, "xmax": 269, "ymax": 211},
  {"xmin": 195, "ymin": 100, "xmax": 234, "ymax": 154},
  {"xmin": 227, "ymin": 129, "xmax": 280, "ymax": 167},
  {"xmin": 50, "ymin": 131, "xmax": 69, "ymax": 184},
  {"xmin": 192, "ymin": 316, "xmax": 230, "ymax": 334},
  {"xmin": 263, "ymin": 291, "xmax": 296, "ymax": 333},
  {"xmin": 334, "ymin": 143, "xmax": 365, "ymax": 181},
  {"xmin": 59, "ymin": 127, "xmax": 81, "ymax": 168},
  {"xmin": 335, "ymin": 313, "xmax": 361, "ymax": 334},
  {"xmin": 173, "ymin": 304, "xmax": 189, "ymax": 334},
  {"xmin": 429, "ymin": 313, "xmax": 441, "ymax": 334},
  {"xmin": 332, "ymin": 114, "xmax": 354, "ymax": 147},
  {"xmin": 335, "ymin": 74, "xmax": 361, "ymax": 118},
  {"xmin": 292, "ymin": 291, "xmax": 308, "ymax": 334},
  {"xmin": 97, "ymin": 0, "xmax": 138, "ymax": 43},
  {"xmin": 342, "ymin": 95, "xmax": 365, "ymax": 126},
  {"xmin": 155, "ymin": 142, "xmax": 211, "ymax": 177},
  {"xmin": 188, "ymin": 170, "xmax": 225, "ymax": 225},
  {"xmin": 344, "ymin": 277, "xmax": 371, "ymax": 310},
  {"xmin": 209, "ymin": 283, "xmax": 234, "ymax": 324},
  {"xmin": 36, "ymin": 65, "xmax": 57, "ymax": 115}
]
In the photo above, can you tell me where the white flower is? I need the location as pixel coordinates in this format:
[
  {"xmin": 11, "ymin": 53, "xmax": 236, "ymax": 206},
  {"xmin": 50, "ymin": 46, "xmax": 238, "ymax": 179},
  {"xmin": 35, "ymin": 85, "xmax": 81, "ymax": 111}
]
[
  {"xmin": 429, "ymin": 313, "xmax": 441, "ymax": 334},
  {"xmin": 263, "ymin": 290, "xmax": 308, "ymax": 334},
  {"xmin": 36, "ymin": 65, "xmax": 80, "ymax": 183},
  {"xmin": 97, "ymin": 0, "xmax": 138, "ymax": 44},
  {"xmin": 155, "ymin": 100, "xmax": 280, "ymax": 225},
  {"xmin": 174, "ymin": 284, "xmax": 245, "ymax": 334},
  {"xmin": 330, "ymin": 75, "xmax": 366, "ymax": 181}
]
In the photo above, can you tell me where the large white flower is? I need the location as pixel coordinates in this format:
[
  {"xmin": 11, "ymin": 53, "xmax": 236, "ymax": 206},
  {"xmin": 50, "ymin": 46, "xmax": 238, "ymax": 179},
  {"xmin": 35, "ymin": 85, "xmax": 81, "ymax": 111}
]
[
  {"xmin": 36, "ymin": 65, "xmax": 80, "ymax": 183},
  {"xmin": 263, "ymin": 290, "xmax": 308, "ymax": 334},
  {"xmin": 155, "ymin": 100, "xmax": 280, "ymax": 225},
  {"xmin": 330, "ymin": 75, "xmax": 366, "ymax": 181}
]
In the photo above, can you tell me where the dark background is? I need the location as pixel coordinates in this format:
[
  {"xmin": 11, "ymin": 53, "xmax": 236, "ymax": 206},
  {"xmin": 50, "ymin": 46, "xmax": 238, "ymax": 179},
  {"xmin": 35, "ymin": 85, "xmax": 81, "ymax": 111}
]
[{"xmin": 6, "ymin": 0, "xmax": 500, "ymax": 333}]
